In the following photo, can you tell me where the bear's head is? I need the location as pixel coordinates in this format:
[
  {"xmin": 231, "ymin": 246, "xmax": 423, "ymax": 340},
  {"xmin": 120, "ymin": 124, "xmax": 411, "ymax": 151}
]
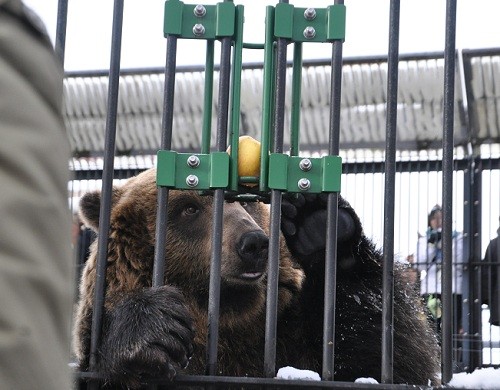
[{"xmin": 78, "ymin": 169, "xmax": 304, "ymax": 318}]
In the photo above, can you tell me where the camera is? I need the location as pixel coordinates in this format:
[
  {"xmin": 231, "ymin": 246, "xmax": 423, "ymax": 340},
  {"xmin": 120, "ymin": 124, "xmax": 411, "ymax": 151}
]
[{"xmin": 428, "ymin": 229, "xmax": 442, "ymax": 244}]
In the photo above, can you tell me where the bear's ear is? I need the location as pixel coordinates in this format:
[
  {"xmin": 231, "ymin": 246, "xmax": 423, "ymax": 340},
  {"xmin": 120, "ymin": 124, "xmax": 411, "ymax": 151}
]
[{"xmin": 79, "ymin": 187, "xmax": 123, "ymax": 231}]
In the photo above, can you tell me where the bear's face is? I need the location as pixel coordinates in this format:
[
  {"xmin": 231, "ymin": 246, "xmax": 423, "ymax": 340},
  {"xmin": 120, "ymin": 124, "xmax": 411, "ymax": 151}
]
[
  {"xmin": 78, "ymin": 169, "xmax": 295, "ymax": 312},
  {"xmin": 160, "ymin": 191, "xmax": 270, "ymax": 289}
]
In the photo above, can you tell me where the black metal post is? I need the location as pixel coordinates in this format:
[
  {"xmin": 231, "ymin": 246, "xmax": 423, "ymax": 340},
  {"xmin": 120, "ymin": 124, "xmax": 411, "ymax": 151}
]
[
  {"xmin": 88, "ymin": 1, "xmax": 124, "ymax": 388},
  {"xmin": 264, "ymin": 9, "xmax": 288, "ymax": 376},
  {"xmin": 153, "ymin": 35, "xmax": 178, "ymax": 288},
  {"xmin": 206, "ymin": 36, "xmax": 232, "ymax": 376},
  {"xmin": 470, "ymin": 152, "xmax": 483, "ymax": 371},
  {"xmin": 441, "ymin": 0, "xmax": 458, "ymax": 383},
  {"xmin": 322, "ymin": 0, "xmax": 344, "ymax": 381},
  {"xmin": 381, "ymin": 0, "xmax": 400, "ymax": 384},
  {"xmin": 55, "ymin": 0, "xmax": 68, "ymax": 64}
]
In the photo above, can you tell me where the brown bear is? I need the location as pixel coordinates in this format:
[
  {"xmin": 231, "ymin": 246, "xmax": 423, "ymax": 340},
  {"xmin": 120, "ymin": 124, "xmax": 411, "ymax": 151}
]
[{"xmin": 74, "ymin": 168, "xmax": 440, "ymax": 388}]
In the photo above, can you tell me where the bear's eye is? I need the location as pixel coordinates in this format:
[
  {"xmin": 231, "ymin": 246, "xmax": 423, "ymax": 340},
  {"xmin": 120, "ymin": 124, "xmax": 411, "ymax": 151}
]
[
  {"xmin": 183, "ymin": 204, "xmax": 199, "ymax": 216},
  {"xmin": 239, "ymin": 201, "xmax": 248, "ymax": 208}
]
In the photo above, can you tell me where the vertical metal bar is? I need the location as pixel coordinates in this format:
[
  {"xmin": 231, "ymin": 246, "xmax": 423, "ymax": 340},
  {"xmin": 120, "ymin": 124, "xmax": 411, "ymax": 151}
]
[
  {"xmin": 55, "ymin": 0, "xmax": 68, "ymax": 64},
  {"xmin": 150, "ymin": 37, "xmax": 178, "ymax": 390},
  {"xmin": 88, "ymin": 1, "xmax": 124, "ymax": 389},
  {"xmin": 322, "ymin": 0, "xmax": 344, "ymax": 380},
  {"xmin": 206, "ymin": 36, "xmax": 232, "ymax": 376},
  {"xmin": 152, "ymin": 35, "xmax": 178, "ymax": 288},
  {"xmin": 290, "ymin": 43, "xmax": 303, "ymax": 157},
  {"xmin": 259, "ymin": 6, "xmax": 275, "ymax": 192},
  {"xmin": 381, "ymin": 0, "xmax": 400, "ymax": 384},
  {"xmin": 201, "ymin": 40, "xmax": 215, "ymax": 154},
  {"xmin": 441, "ymin": 0, "xmax": 457, "ymax": 383},
  {"xmin": 228, "ymin": 6, "xmax": 245, "ymax": 191},
  {"xmin": 470, "ymin": 152, "xmax": 483, "ymax": 370},
  {"xmin": 264, "ymin": 4, "xmax": 288, "ymax": 376},
  {"xmin": 462, "ymin": 155, "xmax": 473, "ymax": 371}
]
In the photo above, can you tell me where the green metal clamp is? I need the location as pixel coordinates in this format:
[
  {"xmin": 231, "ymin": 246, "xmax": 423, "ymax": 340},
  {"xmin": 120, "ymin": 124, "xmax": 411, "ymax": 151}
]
[
  {"xmin": 268, "ymin": 154, "xmax": 342, "ymax": 193},
  {"xmin": 164, "ymin": 0, "xmax": 236, "ymax": 39},
  {"xmin": 157, "ymin": 150, "xmax": 230, "ymax": 190},
  {"xmin": 274, "ymin": 3, "xmax": 346, "ymax": 43}
]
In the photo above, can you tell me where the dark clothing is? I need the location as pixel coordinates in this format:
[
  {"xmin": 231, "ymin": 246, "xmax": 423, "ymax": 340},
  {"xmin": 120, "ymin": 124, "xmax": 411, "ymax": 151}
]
[{"xmin": 482, "ymin": 231, "xmax": 500, "ymax": 326}]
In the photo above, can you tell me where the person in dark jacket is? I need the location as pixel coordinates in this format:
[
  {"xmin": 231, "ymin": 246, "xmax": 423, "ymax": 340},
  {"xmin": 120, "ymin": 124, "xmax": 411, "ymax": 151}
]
[{"xmin": 482, "ymin": 218, "xmax": 500, "ymax": 326}]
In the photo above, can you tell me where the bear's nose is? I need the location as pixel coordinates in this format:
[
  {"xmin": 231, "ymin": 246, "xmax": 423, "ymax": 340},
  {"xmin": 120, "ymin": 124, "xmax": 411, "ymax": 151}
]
[{"xmin": 237, "ymin": 231, "xmax": 269, "ymax": 262}]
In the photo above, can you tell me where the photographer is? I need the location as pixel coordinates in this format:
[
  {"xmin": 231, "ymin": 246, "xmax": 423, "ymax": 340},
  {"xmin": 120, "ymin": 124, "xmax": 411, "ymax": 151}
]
[{"xmin": 413, "ymin": 205, "xmax": 464, "ymax": 334}]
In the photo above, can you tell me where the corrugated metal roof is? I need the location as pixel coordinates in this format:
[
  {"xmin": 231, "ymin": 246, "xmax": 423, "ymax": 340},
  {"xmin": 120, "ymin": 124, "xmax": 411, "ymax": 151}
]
[{"xmin": 63, "ymin": 50, "xmax": 500, "ymax": 156}]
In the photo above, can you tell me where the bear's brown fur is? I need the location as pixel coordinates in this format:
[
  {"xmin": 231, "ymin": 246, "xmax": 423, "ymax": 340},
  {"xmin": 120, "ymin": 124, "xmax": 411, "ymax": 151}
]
[{"xmin": 74, "ymin": 168, "xmax": 440, "ymax": 388}]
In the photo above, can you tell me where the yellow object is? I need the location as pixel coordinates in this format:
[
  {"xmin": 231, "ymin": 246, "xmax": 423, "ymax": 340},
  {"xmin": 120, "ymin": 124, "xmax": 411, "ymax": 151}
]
[{"xmin": 227, "ymin": 135, "xmax": 261, "ymax": 186}]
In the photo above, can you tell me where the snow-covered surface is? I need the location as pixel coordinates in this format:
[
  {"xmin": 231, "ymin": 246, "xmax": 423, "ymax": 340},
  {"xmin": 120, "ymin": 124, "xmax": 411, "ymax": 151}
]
[
  {"xmin": 355, "ymin": 377, "xmax": 380, "ymax": 384},
  {"xmin": 276, "ymin": 366, "xmax": 321, "ymax": 381},
  {"xmin": 449, "ymin": 367, "xmax": 500, "ymax": 389},
  {"xmin": 276, "ymin": 367, "xmax": 500, "ymax": 389}
]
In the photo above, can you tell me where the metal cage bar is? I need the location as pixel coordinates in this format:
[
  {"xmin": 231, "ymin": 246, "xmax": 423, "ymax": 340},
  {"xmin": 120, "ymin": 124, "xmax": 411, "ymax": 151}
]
[
  {"xmin": 153, "ymin": 35, "xmax": 178, "ymax": 288},
  {"xmin": 201, "ymin": 40, "xmax": 214, "ymax": 154},
  {"xmin": 258, "ymin": 5, "xmax": 276, "ymax": 193},
  {"xmin": 381, "ymin": 0, "xmax": 400, "ymax": 384},
  {"xmin": 87, "ymin": 1, "xmax": 124, "ymax": 389},
  {"xmin": 322, "ymin": 0, "xmax": 345, "ymax": 381},
  {"xmin": 206, "ymin": 35, "xmax": 233, "ymax": 376},
  {"xmin": 264, "ymin": 1, "xmax": 289, "ymax": 377},
  {"xmin": 55, "ymin": 0, "xmax": 68, "ymax": 64},
  {"xmin": 441, "ymin": 0, "xmax": 458, "ymax": 383}
]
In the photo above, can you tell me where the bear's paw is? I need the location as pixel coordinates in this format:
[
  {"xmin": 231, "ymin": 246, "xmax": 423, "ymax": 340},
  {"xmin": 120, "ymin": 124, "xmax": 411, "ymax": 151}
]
[{"xmin": 99, "ymin": 286, "xmax": 194, "ymax": 388}]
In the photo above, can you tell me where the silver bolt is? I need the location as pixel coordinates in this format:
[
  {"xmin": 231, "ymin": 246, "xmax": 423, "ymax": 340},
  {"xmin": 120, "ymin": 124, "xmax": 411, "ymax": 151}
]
[
  {"xmin": 193, "ymin": 4, "xmax": 207, "ymax": 17},
  {"xmin": 187, "ymin": 155, "xmax": 200, "ymax": 168},
  {"xmin": 193, "ymin": 24, "xmax": 205, "ymax": 36},
  {"xmin": 298, "ymin": 178, "xmax": 311, "ymax": 191},
  {"xmin": 303, "ymin": 26, "xmax": 316, "ymax": 39},
  {"xmin": 186, "ymin": 175, "xmax": 199, "ymax": 187},
  {"xmin": 304, "ymin": 8, "xmax": 316, "ymax": 21},
  {"xmin": 299, "ymin": 158, "xmax": 312, "ymax": 172}
]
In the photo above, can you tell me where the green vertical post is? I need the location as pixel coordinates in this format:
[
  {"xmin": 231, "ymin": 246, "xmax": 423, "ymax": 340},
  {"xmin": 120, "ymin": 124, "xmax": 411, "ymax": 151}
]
[
  {"xmin": 290, "ymin": 42, "xmax": 302, "ymax": 157},
  {"xmin": 228, "ymin": 5, "xmax": 244, "ymax": 191},
  {"xmin": 259, "ymin": 5, "xmax": 275, "ymax": 192},
  {"xmin": 201, "ymin": 40, "xmax": 215, "ymax": 154}
]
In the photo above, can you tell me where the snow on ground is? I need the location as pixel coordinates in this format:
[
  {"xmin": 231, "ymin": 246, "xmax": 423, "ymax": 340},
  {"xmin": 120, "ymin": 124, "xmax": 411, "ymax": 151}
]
[
  {"xmin": 276, "ymin": 367, "xmax": 500, "ymax": 389},
  {"xmin": 276, "ymin": 366, "xmax": 321, "ymax": 381},
  {"xmin": 449, "ymin": 367, "xmax": 500, "ymax": 389}
]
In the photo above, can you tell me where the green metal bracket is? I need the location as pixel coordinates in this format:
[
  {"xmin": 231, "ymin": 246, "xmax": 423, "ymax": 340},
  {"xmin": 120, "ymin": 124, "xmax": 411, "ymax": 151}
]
[
  {"xmin": 157, "ymin": 150, "xmax": 230, "ymax": 190},
  {"xmin": 164, "ymin": 0, "xmax": 236, "ymax": 39},
  {"xmin": 268, "ymin": 154, "xmax": 342, "ymax": 193},
  {"xmin": 159, "ymin": 2, "xmax": 345, "ymax": 196},
  {"xmin": 274, "ymin": 4, "xmax": 346, "ymax": 43}
]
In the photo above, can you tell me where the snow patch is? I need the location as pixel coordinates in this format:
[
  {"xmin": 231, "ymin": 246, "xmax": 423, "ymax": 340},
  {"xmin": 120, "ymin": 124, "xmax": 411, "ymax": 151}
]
[
  {"xmin": 449, "ymin": 367, "xmax": 500, "ymax": 389},
  {"xmin": 355, "ymin": 377, "xmax": 380, "ymax": 384},
  {"xmin": 276, "ymin": 366, "xmax": 321, "ymax": 381}
]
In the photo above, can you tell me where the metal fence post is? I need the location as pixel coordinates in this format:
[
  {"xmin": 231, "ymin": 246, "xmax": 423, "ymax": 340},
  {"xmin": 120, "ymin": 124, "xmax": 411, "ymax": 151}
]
[
  {"xmin": 322, "ymin": 0, "xmax": 345, "ymax": 381},
  {"xmin": 381, "ymin": 0, "xmax": 400, "ymax": 384},
  {"xmin": 87, "ymin": 1, "xmax": 124, "ymax": 389},
  {"xmin": 55, "ymin": 0, "xmax": 68, "ymax": 64},
  {"xmin": 441, "ymin": 0, "xmax": 458, "ymax": 383},
  {"xmin": 264, "ymin": 1, "xmax": 288, "ymax": 376}
]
